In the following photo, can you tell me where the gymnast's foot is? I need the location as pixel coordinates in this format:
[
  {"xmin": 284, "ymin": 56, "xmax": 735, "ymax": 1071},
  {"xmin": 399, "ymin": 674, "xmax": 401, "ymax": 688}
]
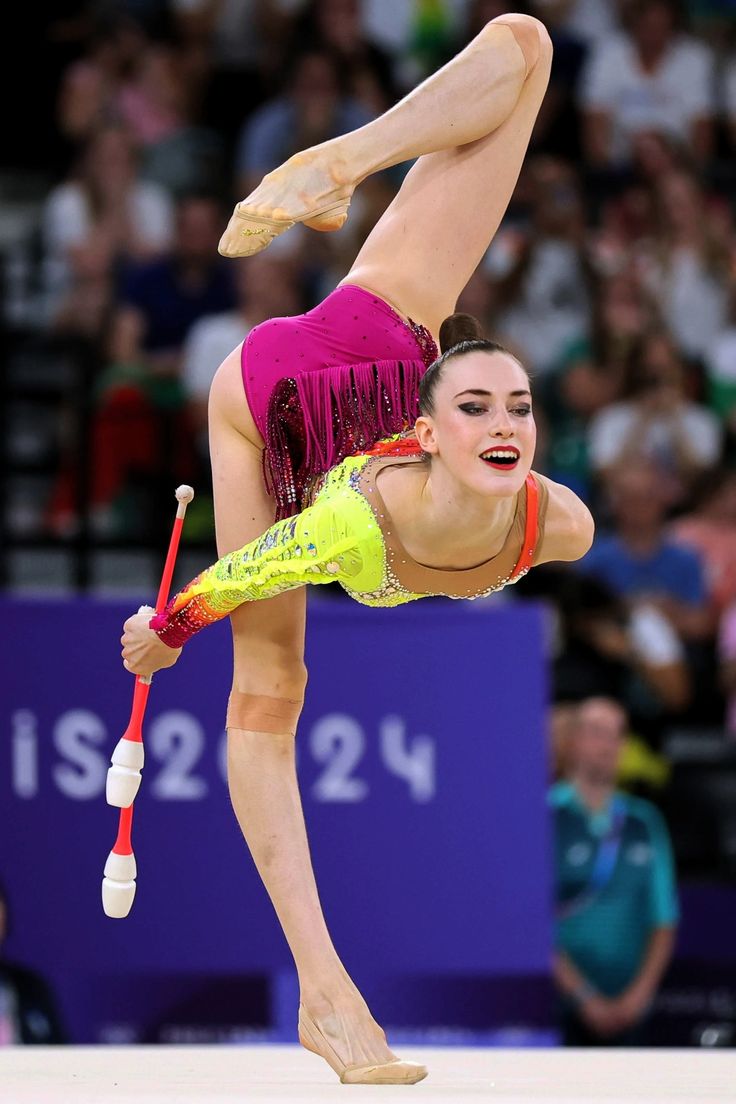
[
  {"xmin": 218, "ymin": 146, "xmax": 354, "ymax": 258},
  {"xmin": 297, "ymin": 993, "xmax": 428, "ymax": 1085}
]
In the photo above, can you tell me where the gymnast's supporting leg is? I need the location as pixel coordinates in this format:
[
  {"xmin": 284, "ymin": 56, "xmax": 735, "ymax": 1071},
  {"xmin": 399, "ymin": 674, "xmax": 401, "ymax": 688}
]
[
  {"xmin": 225, "ymin": 718, "xmax": 407, "ymax": 1071},
  {"xmin": 208, "ymin": 357, "xmax": 407, "ymax": 1075}
]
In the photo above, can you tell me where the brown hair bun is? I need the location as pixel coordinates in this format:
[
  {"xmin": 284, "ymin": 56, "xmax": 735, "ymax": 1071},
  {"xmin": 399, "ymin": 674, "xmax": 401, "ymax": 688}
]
[{"xmin": 439, "ymin": 312, "xmax": 485, "ymax": 353}]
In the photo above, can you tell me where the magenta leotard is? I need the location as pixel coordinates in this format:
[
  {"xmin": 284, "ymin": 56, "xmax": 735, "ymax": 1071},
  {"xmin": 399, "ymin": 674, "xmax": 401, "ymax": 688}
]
[{"xmin": 241, "ymin": 283, "xmax": 438, "ymax": 519}]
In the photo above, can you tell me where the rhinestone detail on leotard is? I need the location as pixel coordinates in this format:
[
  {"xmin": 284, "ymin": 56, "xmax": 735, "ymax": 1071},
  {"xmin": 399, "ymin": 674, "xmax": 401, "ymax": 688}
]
[{"xmin": 262, "ymin": 312, "xmax": 438, "ymax": 521}]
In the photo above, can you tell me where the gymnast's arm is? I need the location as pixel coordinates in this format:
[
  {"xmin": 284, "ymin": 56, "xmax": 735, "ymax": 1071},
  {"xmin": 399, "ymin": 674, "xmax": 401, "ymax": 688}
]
[
  {"xmin": 120, "ymin": 501, "xmax": 363, "ymax": 677},
  {"xmin": 533, "ymin": 476, "xmax": 595, "ymax": 565}
]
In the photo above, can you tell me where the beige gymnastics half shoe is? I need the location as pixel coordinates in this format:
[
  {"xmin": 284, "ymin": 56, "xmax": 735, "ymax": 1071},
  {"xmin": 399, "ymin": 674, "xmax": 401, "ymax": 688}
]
[
  {"xmin": 218, "ymin": 193, "xmax": 352, "ymax": 258},
  {"xmin": 298, "ymin": 1005, "xmax": 428, "ymax": 1085}
]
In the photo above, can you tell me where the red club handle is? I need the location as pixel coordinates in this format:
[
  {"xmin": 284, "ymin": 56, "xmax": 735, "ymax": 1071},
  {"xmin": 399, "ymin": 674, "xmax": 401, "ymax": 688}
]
[{"xmin": 105, "ymin": 487, "xmax": 194, "ymax": 906}]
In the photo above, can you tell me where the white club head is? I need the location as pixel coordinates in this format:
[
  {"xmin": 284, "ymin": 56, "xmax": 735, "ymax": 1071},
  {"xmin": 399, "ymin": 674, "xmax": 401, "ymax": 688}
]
[
  {"xmin": 102, "ymin": 877, "xmax": 136, "ymax": 918},
  {"xmin": 102, "ymin": 850, "xmax": 137, "ymax": 918}
]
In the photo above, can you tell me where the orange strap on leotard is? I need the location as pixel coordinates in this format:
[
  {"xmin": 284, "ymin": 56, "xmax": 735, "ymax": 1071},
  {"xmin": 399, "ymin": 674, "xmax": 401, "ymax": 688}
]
[{"xmin": 508, "ymin": 474, "xmax": 539, "ymax": 583}]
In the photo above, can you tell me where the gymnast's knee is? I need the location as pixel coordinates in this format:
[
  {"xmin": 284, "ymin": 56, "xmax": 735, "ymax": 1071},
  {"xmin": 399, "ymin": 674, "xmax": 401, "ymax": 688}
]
[
  {"xmin": 487, "ymin": 13, "xmax": 553, "ymax": 76},
  {"xmin": 227, "ymin": 660, "xmax": 308, "ymax": 737},
  {"xmin": 227, "ymin": 690, "xmax": 305, "ymax": 737}
]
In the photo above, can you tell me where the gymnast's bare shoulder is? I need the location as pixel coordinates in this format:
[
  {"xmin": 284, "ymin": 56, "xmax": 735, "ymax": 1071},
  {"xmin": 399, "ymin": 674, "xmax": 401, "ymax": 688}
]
[{"xmin": 533, "ymin": 473, "xmax": 594, "ymax": 566}]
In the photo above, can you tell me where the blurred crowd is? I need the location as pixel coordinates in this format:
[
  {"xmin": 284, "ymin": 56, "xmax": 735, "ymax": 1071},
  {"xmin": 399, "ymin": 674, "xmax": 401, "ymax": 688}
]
[{"xmin": 4, "ymin": 1, "xmax": 736, "ymax": 766}]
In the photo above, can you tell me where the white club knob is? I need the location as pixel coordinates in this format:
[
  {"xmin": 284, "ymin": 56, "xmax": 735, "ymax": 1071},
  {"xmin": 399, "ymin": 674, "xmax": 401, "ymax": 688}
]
[{"xmin": 175, "ymin": 486, "xmax": 194, "ymax": 518}]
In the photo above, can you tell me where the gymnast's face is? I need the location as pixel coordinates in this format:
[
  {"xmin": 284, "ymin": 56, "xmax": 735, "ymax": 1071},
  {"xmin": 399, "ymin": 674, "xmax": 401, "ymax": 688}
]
[{"xmin": 415, "ymin": 351, "xmax": 536, "ymax": 498}]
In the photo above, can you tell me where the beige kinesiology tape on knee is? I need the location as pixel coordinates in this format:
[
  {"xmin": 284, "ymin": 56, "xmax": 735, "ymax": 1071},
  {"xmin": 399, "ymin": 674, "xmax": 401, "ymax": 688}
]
[
  {"xmin": 226, "ymin": 691, "xmax": 303, "ymax": 736},
  {"xmin": 493, "ymin": 15, "xmax": 541, "ymax": 77}
]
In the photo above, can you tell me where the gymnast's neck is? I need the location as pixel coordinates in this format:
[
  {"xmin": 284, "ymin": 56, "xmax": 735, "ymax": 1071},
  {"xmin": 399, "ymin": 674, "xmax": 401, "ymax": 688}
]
[{"xmin": 377, "ymin": 459, "xmax": 519, "ymax": 572}]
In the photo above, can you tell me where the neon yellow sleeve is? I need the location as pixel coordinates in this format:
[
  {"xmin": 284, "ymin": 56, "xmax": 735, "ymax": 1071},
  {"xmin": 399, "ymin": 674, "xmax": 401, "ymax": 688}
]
[{"xmin": 150, "ymin": 502, "xmax": 364, "ymax": 647}]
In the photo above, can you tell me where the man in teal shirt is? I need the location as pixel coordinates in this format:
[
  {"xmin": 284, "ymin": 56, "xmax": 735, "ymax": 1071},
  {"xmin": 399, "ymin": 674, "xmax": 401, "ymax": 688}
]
[{"xmin": 550, "ymin": 697, "xmax": 679, "ymax": 1045}]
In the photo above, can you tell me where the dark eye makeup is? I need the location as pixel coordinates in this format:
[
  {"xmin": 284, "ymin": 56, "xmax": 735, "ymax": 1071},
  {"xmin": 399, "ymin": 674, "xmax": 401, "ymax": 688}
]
[{"xmin": 458, "ymin": 402, "xmax": 532, "ymax": 416}]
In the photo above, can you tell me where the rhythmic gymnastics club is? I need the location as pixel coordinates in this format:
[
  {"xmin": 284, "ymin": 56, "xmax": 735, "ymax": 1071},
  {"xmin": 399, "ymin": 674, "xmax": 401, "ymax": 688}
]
[{"xmin": 101, "ymin": 485, "xmax": 194, "ymax": 919}]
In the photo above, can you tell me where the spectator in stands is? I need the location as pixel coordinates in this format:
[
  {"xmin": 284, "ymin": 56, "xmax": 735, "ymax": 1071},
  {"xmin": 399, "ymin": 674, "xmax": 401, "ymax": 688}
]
[
  {"xmin": 86, "ymin": 306, "xmax": 197, "ymax": 535},
  {"xmin": 115, "ymin": 193, "xmax": 235, "ymax": 379},
  {"xmin": 525, "ymin": 0, "xmax": 587, "ymax": 159},
  {"xmin": 539, "ymin": 268, "xmax": 661, "ymax": 500},
  {"xmin": 554, "ymin": 0, "xmax": 619, "ymax": 49},
  {"xmin": 48, "ymin": 303, "xmax": 195, "ymax": 538},
  {"xmin": 540, "ymin": 345, "xmax": 614, "ymax": 501},
  {"xmin": 50, "ymin": 244, "xmax": 115, "ymax": 343},
  {"xmin": 116, "ymin": 43, "xmax": 188, "ymax": 149},
  {"xmin": 550, "ymin": 700, "xmax": 578, "ymax": 781},
  {"xmin": 175, "ymin": 0, "xmax": 275, "ymax": 148},
  {"xmin": 671, "ymin": 468, "xmax": 736, "ymax": 619},
  {"xmin": 484, "ymin": 156, "xmax": 592, "ymax": 375},
  {"xmin": 579, "ymin": 0, "xmax": 716, "ymax": 169},
  {"xmin": 629, "ymin": 128, "xmax": 687, "ymax": 188},
  {"xmin": 552, "ymin": 571, "xmax": 691, "ymax": 732},
  {"xmin": 641, "ymin": 169, "xmax": 732, "ymax": 360},
  {"xmin": 540, "ymin": 267, "xmax": 659, "ymax": 498},
  {"xmin": 592, "ymin": 269, "xmax": 659, "ymax": 370},
  {"xmin": 42, "ymin": 123, "xmax": 174, "ymax": 328},
  {"xmin": 551, "ymin": 697, "xmax": 679, "ymax": 1045},
  {"xmin": 0, "ymin": 881, "xmax": 67, "ymax": 1044},
  {"xmin": 588, "ymin": 331, "xmax": 722, "ymax": 496},
  {"xmin": 591, "ymin": 140, "xmax": 733, "ymax": 367},
  {"xmin": 116, "ymin": 42, "xmax": 224, "ymax": 197},
  {"xmin": 182, "ymin": 252, "xmax": 301, "ymax": 450},
  {"xmin": 235, "ymin": 49, "xmax": 372, "ymax": 196},
  {"xmin": 299, "ymin": 0, "xmax": 397, "ymax": 109},
  {"xmin": 584, "ymin": 461, "xmax": 713, "ymax": 645},
  {"xmin": 55, "ymin": 13, "xmax": 147, "ymax": 158},
  {"xmin": 592, "ymin": 164, "xmax": 661, "ymax": 281},
  {"xmin": 48, "ymin": 195, "xmax": 231, "ymax": 536}
]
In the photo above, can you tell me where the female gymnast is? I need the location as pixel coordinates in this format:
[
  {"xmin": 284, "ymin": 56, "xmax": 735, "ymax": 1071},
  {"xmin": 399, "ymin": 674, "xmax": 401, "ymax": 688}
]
[{"xmin": 121, "ymin": 13, "xmax": 593, "ymax": 1084}]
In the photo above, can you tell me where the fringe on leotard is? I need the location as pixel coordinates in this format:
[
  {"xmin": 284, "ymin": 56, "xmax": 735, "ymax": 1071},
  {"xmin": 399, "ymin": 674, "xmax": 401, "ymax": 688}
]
[{"xmin": 264, "ymin": 356, "xmax": 431, "ymax": 520}]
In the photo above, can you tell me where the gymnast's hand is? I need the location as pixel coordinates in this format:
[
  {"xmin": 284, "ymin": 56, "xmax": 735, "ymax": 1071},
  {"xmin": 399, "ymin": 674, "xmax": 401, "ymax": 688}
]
[{"xmin": 121, "ymin": 612, "xmax": 182, "ymax": 678}]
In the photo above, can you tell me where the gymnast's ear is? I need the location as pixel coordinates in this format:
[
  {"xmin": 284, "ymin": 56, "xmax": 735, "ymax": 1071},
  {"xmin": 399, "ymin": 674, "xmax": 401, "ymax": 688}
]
[{"xmin": 414, "ymin": 414, "xmax": 438, "ymax": 456}]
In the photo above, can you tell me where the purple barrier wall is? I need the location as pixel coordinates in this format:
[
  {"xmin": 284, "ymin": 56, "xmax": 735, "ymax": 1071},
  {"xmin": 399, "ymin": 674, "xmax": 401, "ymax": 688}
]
[{"xmin": 0, "ymin": 597, "xmax": 551, "ymax": 1043}]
